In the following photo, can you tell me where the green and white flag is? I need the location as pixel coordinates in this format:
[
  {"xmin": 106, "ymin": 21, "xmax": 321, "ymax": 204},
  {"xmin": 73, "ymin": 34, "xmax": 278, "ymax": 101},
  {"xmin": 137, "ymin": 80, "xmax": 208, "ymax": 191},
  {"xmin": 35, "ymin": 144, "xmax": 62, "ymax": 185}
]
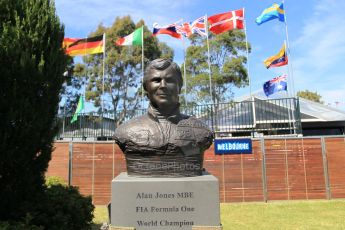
[
  {"xmin": 71, "ymin": 96, "xmax": 84, "ymax": 123},
  {"xmin": 115, "ymin": 26, "xmax": 143, "ymax": 46}
]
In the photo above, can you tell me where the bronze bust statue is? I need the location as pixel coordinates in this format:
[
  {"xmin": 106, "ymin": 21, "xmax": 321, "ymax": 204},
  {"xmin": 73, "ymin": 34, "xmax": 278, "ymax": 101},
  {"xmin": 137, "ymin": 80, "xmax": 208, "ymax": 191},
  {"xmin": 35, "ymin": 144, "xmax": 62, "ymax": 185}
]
[{"xmin": 114, "ymin": 58, "xmax": 213, "ymax": 177}]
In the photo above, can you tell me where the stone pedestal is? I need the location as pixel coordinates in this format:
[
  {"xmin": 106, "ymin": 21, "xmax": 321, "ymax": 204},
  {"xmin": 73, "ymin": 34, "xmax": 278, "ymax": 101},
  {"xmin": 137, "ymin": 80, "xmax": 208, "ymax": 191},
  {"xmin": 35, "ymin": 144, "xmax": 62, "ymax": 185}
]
[{"xmin": 111, "ymin": 172, "xmax": 221, "ymax": 230}]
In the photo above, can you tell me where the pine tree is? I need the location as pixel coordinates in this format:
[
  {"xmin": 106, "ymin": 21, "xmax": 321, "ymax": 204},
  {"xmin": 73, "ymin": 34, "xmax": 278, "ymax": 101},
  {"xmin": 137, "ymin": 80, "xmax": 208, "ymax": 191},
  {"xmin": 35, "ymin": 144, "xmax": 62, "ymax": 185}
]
[{"xmin": 0, "ymin": 0, "xmax": 67, "ymax": 220}]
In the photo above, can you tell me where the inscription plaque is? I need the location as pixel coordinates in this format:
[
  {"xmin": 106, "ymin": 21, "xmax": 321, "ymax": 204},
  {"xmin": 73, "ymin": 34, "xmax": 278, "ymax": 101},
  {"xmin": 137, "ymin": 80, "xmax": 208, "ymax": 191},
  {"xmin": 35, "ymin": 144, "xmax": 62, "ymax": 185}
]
[{"xmin": 111, "ymin": 172, "xmax": 221, "ymax": 229}]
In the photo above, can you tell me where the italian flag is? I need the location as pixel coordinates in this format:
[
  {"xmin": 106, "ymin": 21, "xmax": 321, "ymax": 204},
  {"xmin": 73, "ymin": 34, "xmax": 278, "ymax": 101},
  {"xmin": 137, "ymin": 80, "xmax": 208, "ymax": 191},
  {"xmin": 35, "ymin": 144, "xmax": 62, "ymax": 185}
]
[{"xmin": 116, "ymin": 27, "xmax": 143, "ymax": 46}]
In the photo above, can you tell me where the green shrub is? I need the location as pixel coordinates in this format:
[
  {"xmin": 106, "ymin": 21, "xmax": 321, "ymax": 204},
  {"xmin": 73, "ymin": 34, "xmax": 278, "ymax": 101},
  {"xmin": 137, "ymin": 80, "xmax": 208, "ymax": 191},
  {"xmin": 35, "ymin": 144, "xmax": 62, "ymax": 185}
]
[
  {"xmin": 32, "ymin": 185, "xmax": 95, "ymax": 230},
  {"xmin": 0, "ymin": 214, "xmax": 43, "ymax": 230},
  {"xmin": 45, "ymin": 176, "xmax": 68, "ymax": 188},
  {"xmin": 1, "ymin": 177, "xmax": 94, "ymax": 229},
  {"xmin": 0, "ymin": 222, "xmax": 42, "ymax": 230}
]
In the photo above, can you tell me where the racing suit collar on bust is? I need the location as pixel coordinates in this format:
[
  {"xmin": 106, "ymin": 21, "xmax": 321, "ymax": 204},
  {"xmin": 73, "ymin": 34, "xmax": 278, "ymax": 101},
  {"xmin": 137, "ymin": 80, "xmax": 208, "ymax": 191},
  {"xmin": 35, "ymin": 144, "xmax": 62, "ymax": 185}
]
[{"xmin": 147, "ymin": 103, "xmax": 181, "ymax": 124}]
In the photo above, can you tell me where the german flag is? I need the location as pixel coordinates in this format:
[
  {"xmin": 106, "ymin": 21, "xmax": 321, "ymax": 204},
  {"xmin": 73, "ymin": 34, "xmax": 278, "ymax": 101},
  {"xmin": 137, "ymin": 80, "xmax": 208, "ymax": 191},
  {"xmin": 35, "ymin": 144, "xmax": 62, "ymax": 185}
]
[
  {"xmin": 65, "ymin": 35, "xmax": 104, "ymax": 56},
  {"xmin": 63, "ymin": 38, "xmax": 80, "ymax": 48}
]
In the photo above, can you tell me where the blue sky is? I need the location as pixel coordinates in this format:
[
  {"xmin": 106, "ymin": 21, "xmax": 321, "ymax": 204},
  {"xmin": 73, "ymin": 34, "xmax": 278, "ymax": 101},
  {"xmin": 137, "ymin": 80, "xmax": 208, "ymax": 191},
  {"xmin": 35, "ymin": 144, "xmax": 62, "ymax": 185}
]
[{"xmin": 56, "ymin": 0, "xmax": 345, "ymax": 111}]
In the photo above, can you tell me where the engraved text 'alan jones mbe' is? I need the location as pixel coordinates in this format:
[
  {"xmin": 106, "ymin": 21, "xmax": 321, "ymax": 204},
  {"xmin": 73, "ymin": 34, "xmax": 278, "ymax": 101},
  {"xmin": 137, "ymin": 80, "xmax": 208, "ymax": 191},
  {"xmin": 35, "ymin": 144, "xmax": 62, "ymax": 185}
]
[{"xmin": 114, "ymin": 58, "xmax": 213, "ymax": 177}]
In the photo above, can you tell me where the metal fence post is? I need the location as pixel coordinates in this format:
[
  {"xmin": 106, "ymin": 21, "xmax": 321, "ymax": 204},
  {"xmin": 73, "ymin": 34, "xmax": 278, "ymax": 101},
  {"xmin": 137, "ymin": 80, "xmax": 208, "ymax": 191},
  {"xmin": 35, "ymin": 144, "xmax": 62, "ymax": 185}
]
[
  {"xmin": 290, "ymin": 98, "xmax": 301, "ymax": 135},
  {"xmin": 222, "ymin": 154, "xmax": 226, "ymax": 203},
  {"xmin": 112, "ymin": 142, "xmax": 115, "ymax": 179},
  {"xmin": 210, "ymin": 104, "xmax": 214, "ymax": 133},
  {"xmin": 251, "ymin": 97, "xmax": 256, "ymax": 138},
  {"xmin": 301, "ymin": 138, "xmax": 309, "ymax": 199},
  {"xmin": 68, "ymin": 141, "xmax": 73, "ymax": 186},
  {"xmin": 321, "ymin": 137, "xmax": 331, "ymax": 200},
  {"xmin": 284, "ymin": 139, "xmax": 290, "ymax": 200},
  {"xmin": 101, "ymin": 111, "xmax": 104, "ymax": 140},
  {"xmin": 260, "ymin": 138, "xmax": 268, "ymax": 202},
  {"xmin": 92, "ymin": 142, "xmax": 95, "ymax": 198}
]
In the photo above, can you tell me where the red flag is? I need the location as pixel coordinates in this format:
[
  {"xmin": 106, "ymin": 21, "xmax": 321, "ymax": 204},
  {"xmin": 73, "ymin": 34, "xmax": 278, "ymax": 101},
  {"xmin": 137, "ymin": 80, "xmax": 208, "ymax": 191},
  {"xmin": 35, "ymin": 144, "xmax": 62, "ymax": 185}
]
[{"xmin": 208, "ymin": 9, "xmax": 244, "ymax": 34}]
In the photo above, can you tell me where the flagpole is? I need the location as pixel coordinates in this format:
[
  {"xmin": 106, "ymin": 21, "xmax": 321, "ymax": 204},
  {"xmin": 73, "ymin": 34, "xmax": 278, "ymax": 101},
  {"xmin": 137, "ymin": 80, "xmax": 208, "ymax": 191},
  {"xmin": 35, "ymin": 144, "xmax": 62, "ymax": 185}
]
[
  {"xmin": 285, "ymin": 85, "xmax": 297, "ymax": 135},
  {"xmin": 243, "ymin": 8, "xmax": 251, "ymax": 97},
  {"xmin": 102, "ymin": 33, "xmax": 106, "ymax": 114},
  {"xmin": 141, "ymin": 26, "xmax": 145, "ymax": 108},
  {"xmin": 62, "ymin": 100, "xmax": 65, "ymax": 136},
  {"xmin": 82, "ymin": 93, "xmax": 85, "ymax": 138},
  {"xmin": 204, "ymin": 14, "xmax": 216, "ymax": 132},
  {"xmin": 283, "ymin": 40, "xmax": 292, "ymax": 98},
  {"xmin": 244, "ymin": 7, "xmax": 255, "ymax": 136},
  {"xmin": 83, "ymin": 34, "xmax": 87, "ymax": 135},
  {"xmin": 178, "ymin": 18, "xmax": 187, "ymax": 106},
  {"xmin": 205, "ymin": 14, "xmax": 213, "ymax": 103},
  {"xmin": 285, "ymin": 89, "xmax": 293, "ymax": 134},
  {"xmin": 282, "ymin": 0, "xmax": 295, "ymax": 97},
  {"xmin": 182, "ymin": 35, "xmax": 187, "ymax": 106},
  {"xmin": 100, "ymin": 33, "xmax": 106, "ymax": 138}
]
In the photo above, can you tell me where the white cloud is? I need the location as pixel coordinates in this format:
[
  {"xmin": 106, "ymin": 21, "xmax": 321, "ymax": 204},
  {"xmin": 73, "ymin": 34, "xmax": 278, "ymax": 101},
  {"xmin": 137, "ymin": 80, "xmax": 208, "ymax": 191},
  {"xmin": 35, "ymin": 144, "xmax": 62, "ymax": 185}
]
[
  {"xmin": 291, "ymin": 0, "xmax": 345, "ymax": 106},
  {"xmin": 293, "ymin": 0, "xmax": 345, "ymax": 73},
  {"xmin": 55, "ymin": 0, "xmax": 194, "ymax": 33},
  {"xmin": 55, "ymin": 0, "xmax": 192, "ymax": 62}
]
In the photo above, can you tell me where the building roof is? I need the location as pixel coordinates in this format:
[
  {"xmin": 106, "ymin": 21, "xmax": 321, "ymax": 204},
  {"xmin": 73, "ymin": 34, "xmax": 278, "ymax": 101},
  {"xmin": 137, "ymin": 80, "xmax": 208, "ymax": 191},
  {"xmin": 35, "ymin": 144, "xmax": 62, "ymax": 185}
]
[{"xmin": 235, "ymin": 91, "xmax": 345, "ymax": 122}]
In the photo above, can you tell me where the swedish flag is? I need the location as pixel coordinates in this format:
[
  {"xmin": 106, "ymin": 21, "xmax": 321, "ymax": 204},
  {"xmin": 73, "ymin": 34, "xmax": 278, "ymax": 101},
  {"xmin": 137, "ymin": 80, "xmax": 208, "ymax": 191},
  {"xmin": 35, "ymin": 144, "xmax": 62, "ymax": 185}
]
[{"xmin": 256, "ymin": 3, "xmax": 285, "ymax": 25}]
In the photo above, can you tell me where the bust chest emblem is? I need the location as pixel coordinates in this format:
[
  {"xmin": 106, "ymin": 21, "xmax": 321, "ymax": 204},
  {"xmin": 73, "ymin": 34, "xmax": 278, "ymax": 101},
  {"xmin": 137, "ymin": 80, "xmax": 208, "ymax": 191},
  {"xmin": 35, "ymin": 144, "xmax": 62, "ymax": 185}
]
[
  {"xmin": 128, "ymin": 130, "xmax": 149, "ymax": 145},
  {"xmin": 174, "ymin": 126, "xmax": 195, "ymax": 141}
]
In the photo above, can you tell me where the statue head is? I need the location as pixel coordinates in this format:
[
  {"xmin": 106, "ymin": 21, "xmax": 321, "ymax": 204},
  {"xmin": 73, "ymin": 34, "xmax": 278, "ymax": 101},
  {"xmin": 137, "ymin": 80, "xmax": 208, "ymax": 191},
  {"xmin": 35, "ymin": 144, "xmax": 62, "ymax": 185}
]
[
  {"xmin": 114, "ymin": 59, "xmax": 213, "ymax": 177},
  {"xmin": 143, "ymin": 59, "xmax": 183, "ymax": 111}
]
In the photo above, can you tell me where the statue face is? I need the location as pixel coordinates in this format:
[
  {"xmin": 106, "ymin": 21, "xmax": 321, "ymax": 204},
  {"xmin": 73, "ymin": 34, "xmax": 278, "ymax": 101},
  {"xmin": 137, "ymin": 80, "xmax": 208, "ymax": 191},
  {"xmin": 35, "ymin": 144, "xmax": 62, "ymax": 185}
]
[{"xmin": 146, "ymin": 67, "xmax": 180, "ymax": 110}]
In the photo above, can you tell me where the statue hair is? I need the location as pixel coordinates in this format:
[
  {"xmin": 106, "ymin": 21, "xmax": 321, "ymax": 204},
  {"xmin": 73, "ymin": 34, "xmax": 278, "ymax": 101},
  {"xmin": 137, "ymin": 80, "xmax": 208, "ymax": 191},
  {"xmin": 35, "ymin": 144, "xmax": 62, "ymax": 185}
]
[{"xmin": 143, "ymin": 58, "xmax": 183, "ymax": 92}]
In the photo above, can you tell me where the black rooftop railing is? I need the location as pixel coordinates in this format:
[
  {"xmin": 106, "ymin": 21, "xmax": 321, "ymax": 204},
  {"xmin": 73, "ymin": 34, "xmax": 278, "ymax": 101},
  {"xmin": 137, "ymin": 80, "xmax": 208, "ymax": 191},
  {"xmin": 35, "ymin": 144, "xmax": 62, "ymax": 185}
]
[{"xmin": 55, "ymin": 97, "xmax": 302, "ymax": 140}]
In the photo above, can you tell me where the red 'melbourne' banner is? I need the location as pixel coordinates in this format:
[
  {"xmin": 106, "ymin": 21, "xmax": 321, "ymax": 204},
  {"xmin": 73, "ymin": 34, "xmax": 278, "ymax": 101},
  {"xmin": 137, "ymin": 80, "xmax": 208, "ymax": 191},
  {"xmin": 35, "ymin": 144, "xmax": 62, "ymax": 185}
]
[{"xmin": 208, "ymin": 8, "xmax": 244, "ymax": 35}]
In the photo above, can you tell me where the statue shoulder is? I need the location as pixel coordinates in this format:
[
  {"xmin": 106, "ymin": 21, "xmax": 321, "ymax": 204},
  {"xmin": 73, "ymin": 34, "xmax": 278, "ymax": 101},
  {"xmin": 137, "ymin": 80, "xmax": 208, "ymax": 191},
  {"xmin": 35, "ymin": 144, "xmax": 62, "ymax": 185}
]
[
  {"xmin": 114, "ymin": 115, "xmax": 151, "ymax": 142},
  {"xmin": 178, "ymin": 115, "xmax": 212, "ymax": 130},
  {"xmin": 177, "ymin": 116, "xmax": 213, "ymax": 138},
  {"xmin": 178, "ymin": 116, "xmax": 214, "ymax": 149}
]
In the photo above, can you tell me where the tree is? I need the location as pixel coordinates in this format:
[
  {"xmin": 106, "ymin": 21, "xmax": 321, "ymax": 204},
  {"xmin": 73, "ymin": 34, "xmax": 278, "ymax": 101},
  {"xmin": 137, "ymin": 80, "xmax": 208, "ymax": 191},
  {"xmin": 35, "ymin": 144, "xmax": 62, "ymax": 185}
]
[
  {"xmin": 0, "ymin": 0, "xmax": 68, "ymax": 221},
  {"xmin": 297, "ymin": 90, "xmax": 323, "ymax": 103},
  {"xmin": 59, "ymin": 61, "xmax": 82, "ymax": 115},
  {"xmin": 184, "ymin": 30, "xmax": 250, "ymax": 104},
  {"xmin": 73, "ymin": 16, "xmax": 173, "ymax": 126}
]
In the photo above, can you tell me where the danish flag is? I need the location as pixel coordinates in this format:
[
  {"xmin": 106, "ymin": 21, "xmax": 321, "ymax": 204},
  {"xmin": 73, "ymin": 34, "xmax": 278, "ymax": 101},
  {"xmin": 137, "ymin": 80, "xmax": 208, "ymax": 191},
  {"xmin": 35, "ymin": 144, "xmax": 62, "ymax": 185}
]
[{"xmin": 208, "ymin": 8, "xmax": 244, "ymax": 35}]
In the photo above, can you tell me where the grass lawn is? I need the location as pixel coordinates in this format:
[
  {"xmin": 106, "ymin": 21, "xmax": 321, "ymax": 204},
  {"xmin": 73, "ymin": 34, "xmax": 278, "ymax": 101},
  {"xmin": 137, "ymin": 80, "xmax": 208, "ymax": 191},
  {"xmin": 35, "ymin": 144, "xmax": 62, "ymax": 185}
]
[
  {"xmin": 221, "ymin": 200, "xmax": 345, "ymax": 230},
  {"xmin": 92, "ymin": 199, "xmax": 345, "ymax": 230},
  {"xmin": 92, "ymin": 205, "xmax": 109, "ymax": 229}
]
